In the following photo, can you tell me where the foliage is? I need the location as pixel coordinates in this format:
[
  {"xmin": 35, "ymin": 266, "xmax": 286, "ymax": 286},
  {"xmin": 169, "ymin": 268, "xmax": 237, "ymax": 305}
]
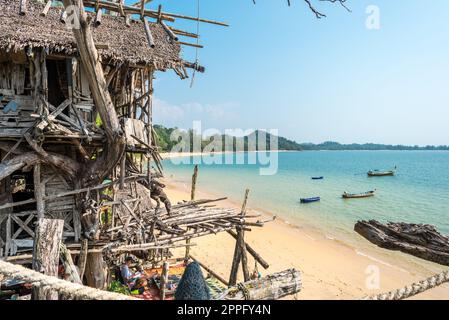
[{"xmin": 107, "ymin": 281, "xmax": 130, "ymax": 295}]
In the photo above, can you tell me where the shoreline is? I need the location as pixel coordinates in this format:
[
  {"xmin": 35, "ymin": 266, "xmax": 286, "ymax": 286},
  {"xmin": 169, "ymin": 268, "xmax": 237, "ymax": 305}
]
[
  {"xmin": 160, "ymin": 150, "xmax": 299, "ymax": 159},
  {"xmin": 162, "ymin": 176, "xmax": 449, "ymax": 300}
]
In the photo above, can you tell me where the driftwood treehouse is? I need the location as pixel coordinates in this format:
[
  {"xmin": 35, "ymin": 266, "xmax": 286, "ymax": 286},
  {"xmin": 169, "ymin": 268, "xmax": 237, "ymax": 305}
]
[{"xmin": 0, "ymin": 0, "xmax": 301, "ymax": 300}]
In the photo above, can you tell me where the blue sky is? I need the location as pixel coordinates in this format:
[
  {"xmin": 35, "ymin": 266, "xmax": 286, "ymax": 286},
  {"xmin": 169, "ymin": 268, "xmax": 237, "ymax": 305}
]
[{"xmin": 131, "ymin": 1, "xmax": 449, "ymax": 146}]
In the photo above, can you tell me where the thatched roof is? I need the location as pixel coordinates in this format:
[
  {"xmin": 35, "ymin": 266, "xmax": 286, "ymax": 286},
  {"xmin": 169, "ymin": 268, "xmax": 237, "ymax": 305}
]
[{"xmin": 0, "ymin": 0, "xmax": 183, "ymax": 70}]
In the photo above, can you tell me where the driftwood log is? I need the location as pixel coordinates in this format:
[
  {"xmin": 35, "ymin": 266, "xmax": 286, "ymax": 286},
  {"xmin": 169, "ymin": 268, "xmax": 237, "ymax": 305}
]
[
  {"xmin": 217, "ymin": 269, "xmax": 301, "ymax": 300},
  {"xmin": 355, "ymin": 220, "xmax": 449, "ymax": 266}
]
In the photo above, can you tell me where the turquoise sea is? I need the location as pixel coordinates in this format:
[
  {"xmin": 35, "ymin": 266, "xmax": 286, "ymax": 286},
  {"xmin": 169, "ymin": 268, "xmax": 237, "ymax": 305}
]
[{"xmin": 163, "ymin": 151, "xmax": 449, "ymax": 247}]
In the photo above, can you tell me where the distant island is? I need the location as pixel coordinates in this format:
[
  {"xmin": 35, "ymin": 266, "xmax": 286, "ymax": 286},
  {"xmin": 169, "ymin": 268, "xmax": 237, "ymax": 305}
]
[{"xmin": 154, "ymin": 125, "xmax": 449, "ymax": 152}]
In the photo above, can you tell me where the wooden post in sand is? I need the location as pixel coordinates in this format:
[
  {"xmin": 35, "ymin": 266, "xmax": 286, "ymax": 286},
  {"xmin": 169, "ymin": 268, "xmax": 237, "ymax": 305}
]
[
  {"xmin": 190, "ymin": 165, "xmax": 198, "ymax": 201},
  {"xmin": 186, "ymin": 165, "xmax": 199, "ymax": 262},
  {"xmin": 229, "ymin": 189, "xmax": 250, "ymax": 285}
]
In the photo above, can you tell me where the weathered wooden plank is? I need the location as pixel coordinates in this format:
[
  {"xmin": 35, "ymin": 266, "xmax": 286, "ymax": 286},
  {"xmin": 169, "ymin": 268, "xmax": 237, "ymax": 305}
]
[{"xmin": 60, "ymin": 243, "xmax": 82, "ymax": 284}]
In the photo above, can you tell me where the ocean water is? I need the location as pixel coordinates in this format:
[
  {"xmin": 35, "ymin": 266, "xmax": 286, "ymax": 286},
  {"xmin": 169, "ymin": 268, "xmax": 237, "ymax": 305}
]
[{"xmin": 162, "ymin": 151, "xmax": 449, "ymax": 247}]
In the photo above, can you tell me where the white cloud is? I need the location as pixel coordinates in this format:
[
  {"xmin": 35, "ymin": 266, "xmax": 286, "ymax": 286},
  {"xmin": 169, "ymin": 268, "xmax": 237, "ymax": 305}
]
[{"xmin": 153, "ymin": 98, "xmax": 240, "ymax": 128}]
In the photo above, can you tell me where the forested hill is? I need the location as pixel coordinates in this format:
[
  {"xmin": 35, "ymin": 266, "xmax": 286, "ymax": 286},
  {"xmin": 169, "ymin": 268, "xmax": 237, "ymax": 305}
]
[
  {"xmin": 153, "ymin": 125, "xmax": 302, "ymax": 152},
  {"xmin": 153, "ymin": 125, "xmax": 449, "ymax": 152},
  {"xmin": 299, "ymin": 141, "xmax": 449, "ymax": 151}
]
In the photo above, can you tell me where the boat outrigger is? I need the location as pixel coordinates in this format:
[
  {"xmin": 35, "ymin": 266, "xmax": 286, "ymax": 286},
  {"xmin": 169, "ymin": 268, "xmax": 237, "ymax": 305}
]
[
  {"xmin": 300, "ymin": 197, "xmax": 321, "ymax": 203},
  {"xmin": 342, "ymin": 190, "xmax": 376, "ymax": 199}
]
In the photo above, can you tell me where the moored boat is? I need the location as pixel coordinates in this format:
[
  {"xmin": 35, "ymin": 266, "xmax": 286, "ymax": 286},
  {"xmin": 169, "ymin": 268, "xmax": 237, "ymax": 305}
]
[
  {"xmin": 367, "ymin": 170, "xmax": 395, "ymax": 177},
  {"xmin": 367, "ymin": 166, "xmax": 396, "ymax": 177},
  {"xmin": 300, "ymin": 197, "xmax": 320, "ymax": 203},
  {"xmin": 342, "ymin": 190, "xmax": 375, "ymax": 199},
  {"xmin": 311, "ymin": 176, "xmax": 324, "ymax": 180}
]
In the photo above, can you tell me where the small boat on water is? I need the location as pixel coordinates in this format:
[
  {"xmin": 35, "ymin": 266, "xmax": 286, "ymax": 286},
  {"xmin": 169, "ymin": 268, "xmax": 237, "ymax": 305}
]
[
  {"xmin": 311, "ymin": 176, "xmax": 324, "ymax": 180},
  {"xmin": 367, "ymin": 166, "xmax": 397, "ymax": 177},
  {"xmin": 367, "ymin": 170, "xmax": 395, "ymax": 177},
  {"xmin": 300, "ymin": 197, "xmax": 320, "ymax": 203},
  {"xmin": 342, "ymin": 190, "xmax": 376, "ymax": 199}
]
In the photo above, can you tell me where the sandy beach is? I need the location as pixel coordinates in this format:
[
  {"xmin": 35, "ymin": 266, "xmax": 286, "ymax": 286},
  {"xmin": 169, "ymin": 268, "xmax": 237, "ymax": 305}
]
[{"xmin": 162, "ymin": 176, "xmax": 449, "ymax": 300}]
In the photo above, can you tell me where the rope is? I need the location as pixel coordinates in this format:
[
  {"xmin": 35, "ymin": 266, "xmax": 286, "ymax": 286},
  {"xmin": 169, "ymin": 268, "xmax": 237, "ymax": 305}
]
[
  {"xmin": 189, "ymin": 0, "xmax": 201, "ymax": 88},
  {"xmin": 237, "ymin": 282, "xmax": 251, "ymax": 300},
  {"xmin": 0, "ymin": 260, "xmax": 136, "ymax": 300},
  {"xmin": 365, "ymin": 270, "xmax": 449, "ymax": 300}
]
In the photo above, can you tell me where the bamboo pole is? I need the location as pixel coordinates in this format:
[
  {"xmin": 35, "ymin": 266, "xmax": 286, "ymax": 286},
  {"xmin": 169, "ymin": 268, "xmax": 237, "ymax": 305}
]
[
  {"xmin": 40, "ymin": 0, "xmax": 52, "ymax": 17},
  {"xmin": 19, "ymin": 0, "xmax": 27, "ymax": 15},
  {"xmin": 159, "ymin": 261, "xmax": 169, "ymax": 300},
  {"xmin": 82, "ymin": 0, "xmax": 228, "ymax": 26}
]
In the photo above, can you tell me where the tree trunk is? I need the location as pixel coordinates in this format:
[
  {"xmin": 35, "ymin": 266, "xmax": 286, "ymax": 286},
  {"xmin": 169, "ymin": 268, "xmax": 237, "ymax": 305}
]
[
  {"xmin": 62, "ymin": 0, "xmax": 125, "ymax": 186},
  {"xmin": 84, "ymin": 252, "xmax": 107, "ymax": 289},
  {"xmin": 355, "ymin": 220, "xmax": 449, "ymax": 266},
  {"xmin": 32, "ymin": 218, "xmax": 64, "ymax": 300}
]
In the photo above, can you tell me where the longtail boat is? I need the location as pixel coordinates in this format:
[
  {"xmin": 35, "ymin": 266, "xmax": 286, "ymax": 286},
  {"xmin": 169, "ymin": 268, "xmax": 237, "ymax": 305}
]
[
  {"xmin": 300, "ymin": 197, "xmax": 320, "ymax": 203},
  {"xmin": 342, "ymin": 190, "xmax": 375, "ymax": 199},
  {"xmin": 367, "ymin": 166, "xmax": 396, "ymax": 177}
]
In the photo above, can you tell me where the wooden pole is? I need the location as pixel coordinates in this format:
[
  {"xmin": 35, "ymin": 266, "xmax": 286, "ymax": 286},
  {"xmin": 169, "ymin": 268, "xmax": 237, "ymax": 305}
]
[
  {"xmin": 143, "ymin": 18, "xmax": 155, "ymax": 48},
  {"xmin": 189, "ymin": 254, "xmax": 229, "ymax": 286},
  {"xmin": 184, "ymin": 238, "xmax": 191, "ymax": 264},
  {"xmin": 120, "ymin": 154, "xmax": 126, "ymax": 190},
  {"xmin": 95, "ymin": 8, "xmax": 103, "ymax": 25},
  {"xmin": 32, "ymin": 218, "xmax": 64, "ymax": 300},
  {"xmin": 59, "ymin": 243, "xmax": 82, "ymax": 284},
  {"xmin": 190, "ymin": 165, "xmax": 198, "ymax": 201},
  {"xmin": 77, "ymin": 239, "xmax": 89, "ymax": 280},
  {"xmin": 159, "ymin": 261, "xmax": 169, "ymax": 300},
  {"xmin": 229, "ymin": 189, "xmax": 250, "ymax": 285},
  {"xmin": 19, "ymin": 0, "xmax": 27, "ymax": 15},
  {"xmin": 40, "ymin": 0, "xmax": 52, "ymax": 17},
  {"xmin": 34, "ymin": 164, "xmax": 45, "ymax": 219},
  {"xmin": 227, "ymin": 230, "xmax": 269, "ymax": 269}
]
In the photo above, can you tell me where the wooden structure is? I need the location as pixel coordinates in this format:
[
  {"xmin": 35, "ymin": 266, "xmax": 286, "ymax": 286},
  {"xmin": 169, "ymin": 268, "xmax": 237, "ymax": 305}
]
[{"xmin": 0, "ymin": 0, "xmax": 301, "ymax": 300}]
